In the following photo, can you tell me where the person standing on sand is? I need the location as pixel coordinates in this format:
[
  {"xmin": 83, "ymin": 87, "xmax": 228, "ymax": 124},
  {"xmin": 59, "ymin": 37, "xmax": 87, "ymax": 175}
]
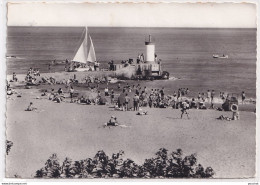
[
  {"xmin": 241, "ymin": 91, "xmax": 246, "ymax": 104},
  {"xmin": 104, "ymin": 87, "xmax": 109, "ymax": 96},
  {"xmin": 148, "ymin": 95, "xmax": 153, "ymax": 108},
  {"xmin": 211, "ymin": 90, "xmax": 215, "ymax": 101},
  {"xmin": 180, "ymin": 101, "xmax": 190, "ymax": 119},
  {"xmin": 12, "ymin": 72, "xmax": 18, "ymax": 82},
  {"xmin": 133, "ymin": 94, "xmax": 140, "ymax": 111},
  {"xmin": 198, "ymin": 93, "xmax": 201, "ymax": 101},
  {"xmin": 160, "ymin": 88, "xmax": 165, "ymax": 100},
  {"xmin": 173, "ymin": 91, "xmax": 177, "ymax": 98},
  {"xmin": 124, "ymin": 94, "xmax": 130, "ymax": 111},
  {"xmin": 177, "ymin": 89, "xmax": 181, "ymax": 99},
  {"xmin": 69, "ymin": 86, "xmax": 74, "ymax": 103},
  {"xmin": 110, "ymin": 89, "xmax": 115, "ymax": 104}
]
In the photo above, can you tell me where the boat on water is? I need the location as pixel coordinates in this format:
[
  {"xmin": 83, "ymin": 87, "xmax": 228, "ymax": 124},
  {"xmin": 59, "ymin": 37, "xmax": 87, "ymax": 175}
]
[
  {"xmin": 6, "ymin": 56, "xmax": 17, "ymax": 59},
  {"xmin": 68, "ymin": 27, "xmax": 98, "ymax": 72},
  {"xmin": 213, "ymin": 54, "xmax": 229, "ymax": 59}
]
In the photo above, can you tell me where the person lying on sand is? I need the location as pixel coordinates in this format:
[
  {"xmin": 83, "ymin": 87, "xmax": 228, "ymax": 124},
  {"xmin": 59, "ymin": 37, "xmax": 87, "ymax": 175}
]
[
  {"xmin": 136, "ymin": 111, "xmax": 148, "ymax": 115},
  {"xmin": 52, "ymin": 93, "xmax": 63, "ymax": 103},
  {"xmin": 217, "ymin": 115, "xmax": 231, "ymax": 121},
  {"xmin": 78, "ymin": 96, "xmax": 91, "ymax": 105},
  {"xmin": 25, "ymin": 102, "xmax": 37, "ymax": 111}
]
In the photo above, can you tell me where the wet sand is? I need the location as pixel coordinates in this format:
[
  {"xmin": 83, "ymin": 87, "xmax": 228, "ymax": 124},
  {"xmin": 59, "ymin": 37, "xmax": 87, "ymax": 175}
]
[{"xmin": 6, "ymin": 85, "xmax": 256, "ymax": 178}]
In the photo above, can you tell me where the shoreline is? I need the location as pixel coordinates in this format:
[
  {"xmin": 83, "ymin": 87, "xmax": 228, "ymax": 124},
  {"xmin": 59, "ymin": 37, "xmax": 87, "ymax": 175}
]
[{"xmin": 7, "ymin": 71, "xmax": 257, "ymax": 103}]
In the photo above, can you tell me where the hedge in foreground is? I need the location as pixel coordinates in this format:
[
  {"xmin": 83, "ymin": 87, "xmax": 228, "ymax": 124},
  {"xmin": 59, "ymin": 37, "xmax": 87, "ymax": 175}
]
[{"xmin": 35, "ymin": 148, "xmax": 214, "ymax": 178}]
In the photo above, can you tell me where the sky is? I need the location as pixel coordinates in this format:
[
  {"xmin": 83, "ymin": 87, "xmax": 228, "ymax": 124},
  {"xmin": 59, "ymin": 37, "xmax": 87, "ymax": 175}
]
[{"xmin": 7, "ymin": 2, "xmax": 257, "ymax": 28}]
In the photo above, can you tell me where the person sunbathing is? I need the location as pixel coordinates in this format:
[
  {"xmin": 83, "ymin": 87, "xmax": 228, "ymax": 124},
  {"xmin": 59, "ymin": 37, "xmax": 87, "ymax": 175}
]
[
  {"xmin": 136, "ymin": 111, "xmax": 148, "ymax": 115},
  {"xmin": 53, "ymin": 94, "xmax": 62, "ymax": 103},
  {"xmin": 217, "ymin": 115, "xmax": 231, "ymax": 121},
  {"xmin": 104, "ymin": 116, "xmax": 119, "ymax": 127}
]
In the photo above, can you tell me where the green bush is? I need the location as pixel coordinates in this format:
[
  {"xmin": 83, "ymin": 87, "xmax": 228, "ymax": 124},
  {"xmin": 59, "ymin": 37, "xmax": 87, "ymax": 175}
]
[{"xmin": 35, "ymin": 148, "xmax": 214, "ymax": 178}]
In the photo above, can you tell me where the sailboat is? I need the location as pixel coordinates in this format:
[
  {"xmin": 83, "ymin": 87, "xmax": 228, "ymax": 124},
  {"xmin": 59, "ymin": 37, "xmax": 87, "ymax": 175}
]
[{"xmin": 70, "ymin": 27, "xmax": 97, "ymax": 72}]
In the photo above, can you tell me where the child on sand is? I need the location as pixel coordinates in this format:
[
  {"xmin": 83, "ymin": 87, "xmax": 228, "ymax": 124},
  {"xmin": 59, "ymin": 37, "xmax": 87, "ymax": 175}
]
[
  {"xmin": 180, "ymin": 101, "xmax": 190, "ymax": 119},
  {"xmin": 26, "ymin": 102, "xmax": 37, "ymax": 111},
  {"xmin": 105, "ymin": 116, "xmax": 119, "ymax": 126},
  {"xmin": 241, "ymin": 91, "xmax": 246, "ymax": 104}
]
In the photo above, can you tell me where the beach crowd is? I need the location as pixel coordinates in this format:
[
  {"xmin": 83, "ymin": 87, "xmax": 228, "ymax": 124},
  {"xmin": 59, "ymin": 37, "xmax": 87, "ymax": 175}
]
[{"xmin": 7, "ymin": 70, "xmax": 249, "ymax": 122}]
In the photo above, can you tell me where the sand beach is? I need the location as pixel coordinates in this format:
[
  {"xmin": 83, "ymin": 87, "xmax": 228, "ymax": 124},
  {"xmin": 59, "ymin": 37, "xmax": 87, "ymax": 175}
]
[{"xmin": 5, "ymin": 71, "xmax": 256, "ymax": 178}]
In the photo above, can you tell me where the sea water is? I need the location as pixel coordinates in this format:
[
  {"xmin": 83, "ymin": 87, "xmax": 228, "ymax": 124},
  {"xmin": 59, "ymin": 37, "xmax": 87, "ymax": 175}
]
[{"xmin": 6, "ymin": 27, "xmax": 256, "ymax": 98}]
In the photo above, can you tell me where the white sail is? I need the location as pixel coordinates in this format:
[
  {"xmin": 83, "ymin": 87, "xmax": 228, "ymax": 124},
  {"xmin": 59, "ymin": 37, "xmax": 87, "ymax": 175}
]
[
  {"xmin": 73, "ymin": 28, "xmax": 96, "ymax": 64},
  {"xmin": 86, "ymin": 35, "xmax": 96, "ymax": 63}
]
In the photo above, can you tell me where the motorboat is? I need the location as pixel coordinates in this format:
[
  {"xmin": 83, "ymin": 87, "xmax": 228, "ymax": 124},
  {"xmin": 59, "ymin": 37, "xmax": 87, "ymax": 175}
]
[{"xmin": 213, "ymin": 54, "xmax": 229, "ymax": 59}]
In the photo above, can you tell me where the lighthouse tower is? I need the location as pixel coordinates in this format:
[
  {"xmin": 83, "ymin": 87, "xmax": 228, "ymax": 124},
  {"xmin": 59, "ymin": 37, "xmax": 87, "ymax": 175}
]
[{"xmin": 145, "ymin": 35, "xmax": 155, "ymax": 64}]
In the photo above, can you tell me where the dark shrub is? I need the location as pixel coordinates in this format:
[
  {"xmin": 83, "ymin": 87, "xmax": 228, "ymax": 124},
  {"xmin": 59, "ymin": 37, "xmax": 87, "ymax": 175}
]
[{"xmin": 35, "ymin": 148, "xmax": 214, "ymax": 178}]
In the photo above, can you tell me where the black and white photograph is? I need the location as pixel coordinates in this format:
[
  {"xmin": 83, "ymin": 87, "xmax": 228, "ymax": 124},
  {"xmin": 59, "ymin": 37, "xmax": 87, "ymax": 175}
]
[{"xmin": 2, "ymin": 1, "xmax": 258, "ymax": 180}]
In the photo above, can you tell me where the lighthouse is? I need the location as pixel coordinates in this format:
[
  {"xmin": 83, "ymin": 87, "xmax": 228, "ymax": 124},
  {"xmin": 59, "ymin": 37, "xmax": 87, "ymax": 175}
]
[{"xmin": 145, "ymin": 35, "xmax": 155, "ymax": 64}]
